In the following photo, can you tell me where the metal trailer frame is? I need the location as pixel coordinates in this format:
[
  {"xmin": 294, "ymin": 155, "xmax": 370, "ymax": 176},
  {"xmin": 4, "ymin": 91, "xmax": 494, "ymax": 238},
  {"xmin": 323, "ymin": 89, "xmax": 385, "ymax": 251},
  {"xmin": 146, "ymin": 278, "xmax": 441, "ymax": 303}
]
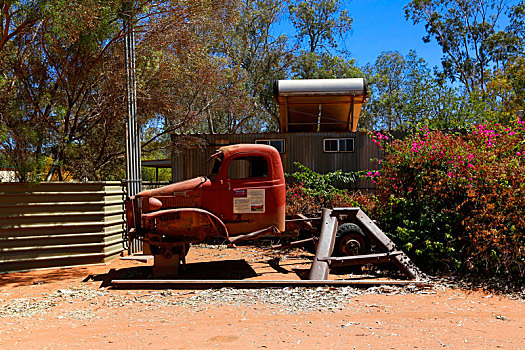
[{"xmin": 111, "ymin": 207, "xmax": 422, "ymax": 289}]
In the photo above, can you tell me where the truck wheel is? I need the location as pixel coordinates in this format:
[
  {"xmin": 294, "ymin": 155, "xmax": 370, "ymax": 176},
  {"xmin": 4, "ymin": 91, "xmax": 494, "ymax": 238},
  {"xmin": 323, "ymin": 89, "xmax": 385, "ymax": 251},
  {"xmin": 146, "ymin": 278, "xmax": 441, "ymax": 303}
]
[{"xmin": 334, "ymin": 223, "xmax": 369, "ymax": 257}]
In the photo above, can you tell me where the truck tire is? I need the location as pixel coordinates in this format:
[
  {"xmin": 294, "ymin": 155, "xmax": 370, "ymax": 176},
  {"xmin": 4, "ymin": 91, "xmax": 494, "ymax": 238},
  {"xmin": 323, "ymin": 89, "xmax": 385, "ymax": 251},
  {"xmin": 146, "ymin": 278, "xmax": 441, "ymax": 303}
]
[{"xmin": 334, "ymin": 223, "xmax": 369, "ymax": 257}]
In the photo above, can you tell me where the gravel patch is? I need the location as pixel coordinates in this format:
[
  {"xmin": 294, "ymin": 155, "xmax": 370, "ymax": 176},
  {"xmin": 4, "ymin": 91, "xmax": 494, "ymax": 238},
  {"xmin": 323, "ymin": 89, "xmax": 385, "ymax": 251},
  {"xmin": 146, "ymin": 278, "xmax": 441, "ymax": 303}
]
[
  {"xmin": 0, "ymin": 298, "xmax": 57, "ymax": 317},
  {"xmin": 0, "ymin": 283, "xmax": 438, "ymax": 318}
]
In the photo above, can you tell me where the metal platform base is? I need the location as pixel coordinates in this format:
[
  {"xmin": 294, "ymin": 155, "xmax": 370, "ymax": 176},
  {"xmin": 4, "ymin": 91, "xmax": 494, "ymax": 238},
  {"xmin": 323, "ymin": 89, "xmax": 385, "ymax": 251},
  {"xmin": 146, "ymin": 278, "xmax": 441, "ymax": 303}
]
[{"xmin": 111, "ymin": 279, "xmax": 431, "ymax": 289}]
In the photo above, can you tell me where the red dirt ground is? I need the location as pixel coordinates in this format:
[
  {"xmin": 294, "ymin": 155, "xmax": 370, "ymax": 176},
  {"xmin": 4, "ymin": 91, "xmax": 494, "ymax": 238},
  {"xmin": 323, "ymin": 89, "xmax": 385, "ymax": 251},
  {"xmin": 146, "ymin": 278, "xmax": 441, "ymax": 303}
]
[{"xmin": 0, "ymin": 245, "xmax": 523, "ymax": 349}]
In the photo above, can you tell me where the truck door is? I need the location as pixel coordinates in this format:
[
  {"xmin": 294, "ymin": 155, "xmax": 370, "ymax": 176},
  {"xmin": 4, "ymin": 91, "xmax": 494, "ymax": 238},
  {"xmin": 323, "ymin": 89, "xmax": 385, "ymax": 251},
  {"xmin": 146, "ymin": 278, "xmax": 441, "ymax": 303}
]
[{"xmin": 203, "ymin": 152, "xmax": 277, "ymax": 235}]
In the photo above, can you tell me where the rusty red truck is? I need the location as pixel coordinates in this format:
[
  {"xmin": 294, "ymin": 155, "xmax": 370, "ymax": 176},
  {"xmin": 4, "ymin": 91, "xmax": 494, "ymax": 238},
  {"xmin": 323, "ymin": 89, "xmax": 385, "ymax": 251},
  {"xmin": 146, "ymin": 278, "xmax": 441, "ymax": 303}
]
[{"xmin": 125, "ymin": 143, "xmax": 420, "ymax": 280}]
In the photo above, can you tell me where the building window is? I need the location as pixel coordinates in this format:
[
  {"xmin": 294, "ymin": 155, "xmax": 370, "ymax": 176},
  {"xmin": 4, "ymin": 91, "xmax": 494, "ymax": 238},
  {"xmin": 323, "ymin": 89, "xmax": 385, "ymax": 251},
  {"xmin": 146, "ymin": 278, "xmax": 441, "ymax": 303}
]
[
  {"xmin": 255, "ymin": 139, "xmax": 286, "ymax": 153},
  {"xmin": 323, "ymin": 138, "xmax": 355, "ymax": 152}
]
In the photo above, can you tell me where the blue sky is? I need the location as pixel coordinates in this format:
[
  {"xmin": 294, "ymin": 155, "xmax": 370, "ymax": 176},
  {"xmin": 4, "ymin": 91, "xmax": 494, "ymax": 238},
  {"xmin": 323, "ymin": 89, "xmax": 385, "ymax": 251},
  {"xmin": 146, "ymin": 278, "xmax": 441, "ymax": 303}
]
[
  {"xmin": 275, "ymin": 0, "xmax": 445, "ymax": 69},
  {"xmin": 344, "ymin": 0, "xmax": 443, "ymax": 68}
]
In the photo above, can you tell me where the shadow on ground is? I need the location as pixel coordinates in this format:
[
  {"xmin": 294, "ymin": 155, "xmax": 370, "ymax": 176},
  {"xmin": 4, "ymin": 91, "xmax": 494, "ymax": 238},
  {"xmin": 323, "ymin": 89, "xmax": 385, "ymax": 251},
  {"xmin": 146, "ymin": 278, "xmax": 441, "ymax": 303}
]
[
  {"xmin": 0, "ymin": 266, "xmax": 100, "ymax": 288},
  {"xmin": 89, "ymin": 259, "xmax": 259, "ymax": 287}
]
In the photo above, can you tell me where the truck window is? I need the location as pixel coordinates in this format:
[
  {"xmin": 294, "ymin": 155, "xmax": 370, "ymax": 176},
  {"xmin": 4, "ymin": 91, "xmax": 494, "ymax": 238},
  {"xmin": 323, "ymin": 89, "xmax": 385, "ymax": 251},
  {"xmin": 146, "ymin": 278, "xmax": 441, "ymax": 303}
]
[{"xmin": 228, "ymin": 156, "xmax": 268, "ymax": 179}]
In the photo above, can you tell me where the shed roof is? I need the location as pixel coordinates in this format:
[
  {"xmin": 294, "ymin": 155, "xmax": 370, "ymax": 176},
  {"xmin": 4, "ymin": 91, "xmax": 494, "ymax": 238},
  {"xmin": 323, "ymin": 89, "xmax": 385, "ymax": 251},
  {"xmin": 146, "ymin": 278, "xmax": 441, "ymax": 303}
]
[{"xmin": 274, "ymin": 78, "xmax": 368, "ymax": 132}]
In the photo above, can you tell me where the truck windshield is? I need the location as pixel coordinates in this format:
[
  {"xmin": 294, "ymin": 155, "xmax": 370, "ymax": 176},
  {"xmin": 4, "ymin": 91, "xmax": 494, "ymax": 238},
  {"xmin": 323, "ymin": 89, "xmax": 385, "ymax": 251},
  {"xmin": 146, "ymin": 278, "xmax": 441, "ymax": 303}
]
[{"xmin": 209, "ymin": 153, "xmax": 223, "ymax": 178}]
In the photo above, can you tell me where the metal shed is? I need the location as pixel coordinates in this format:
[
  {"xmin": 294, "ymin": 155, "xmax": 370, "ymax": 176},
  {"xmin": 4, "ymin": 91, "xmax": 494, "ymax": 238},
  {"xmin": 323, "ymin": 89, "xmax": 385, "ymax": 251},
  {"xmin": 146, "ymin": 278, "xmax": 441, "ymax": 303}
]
[
  {"xmin": 171, "ymin": 131, "xmax": 381, "ymax": 191},
  {"xmin": 274, "ymin": 78, "xmax": 368, "ymax": 132},
  {"xmin": 171, "ymin": 78, "xmax": 374, "ymax": 189}
]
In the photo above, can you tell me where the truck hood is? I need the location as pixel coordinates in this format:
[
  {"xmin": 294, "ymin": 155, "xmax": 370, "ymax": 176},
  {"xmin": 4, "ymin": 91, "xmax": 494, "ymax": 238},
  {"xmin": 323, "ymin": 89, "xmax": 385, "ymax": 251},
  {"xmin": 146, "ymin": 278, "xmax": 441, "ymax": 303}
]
[
  {"xmin": 135, "ymin": 177, "xmax": 210, "ymax": 211},
  {"xmin": 136, "ymin": 176, "xmax": 210, "ymax": 197}
]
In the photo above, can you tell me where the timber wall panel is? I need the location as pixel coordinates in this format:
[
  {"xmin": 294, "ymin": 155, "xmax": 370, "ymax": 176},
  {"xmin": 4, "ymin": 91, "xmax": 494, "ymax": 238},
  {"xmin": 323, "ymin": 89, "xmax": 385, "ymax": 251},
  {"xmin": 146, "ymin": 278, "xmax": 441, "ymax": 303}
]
[{"xmin": 0, "ymin": 182, "xmax": 126, "ymax": 273}]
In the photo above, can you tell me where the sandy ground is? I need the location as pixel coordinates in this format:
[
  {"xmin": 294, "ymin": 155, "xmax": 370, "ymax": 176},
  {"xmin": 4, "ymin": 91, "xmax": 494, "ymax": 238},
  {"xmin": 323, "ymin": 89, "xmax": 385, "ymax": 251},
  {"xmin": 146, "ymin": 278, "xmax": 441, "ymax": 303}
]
[{"xmin": 0, "ymin": 245, "xmax": 524, "ymax": 349}]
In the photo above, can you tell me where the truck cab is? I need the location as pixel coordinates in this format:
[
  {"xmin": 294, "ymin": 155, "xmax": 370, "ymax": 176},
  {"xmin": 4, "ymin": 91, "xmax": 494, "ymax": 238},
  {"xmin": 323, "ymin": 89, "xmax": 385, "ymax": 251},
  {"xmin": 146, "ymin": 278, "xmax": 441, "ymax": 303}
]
[{"xmin": 125, "ymin": 144, "xmax": 286, "ymax": 253}]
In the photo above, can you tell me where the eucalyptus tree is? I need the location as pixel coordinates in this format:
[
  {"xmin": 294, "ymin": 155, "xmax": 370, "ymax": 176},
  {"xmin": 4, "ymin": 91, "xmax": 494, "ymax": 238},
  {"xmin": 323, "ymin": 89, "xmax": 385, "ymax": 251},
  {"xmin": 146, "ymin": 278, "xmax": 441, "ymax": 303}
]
[
  {"xmin": 363, "ymin": 50, "xmax": 476, "ymax": 130},
  {"xmin": 288, "ymin": 0, "xmax": 358, "ymax": 79},
  {"xmin": 0, "ymin": 0, "xmax": 240, "ymax": 181},
  {"xmin": 405, "ymin": 0, "xmax": 523, "ymax": 94},
  {"xmin": 207, "ymin": 0, "xmax": 292, "ymax": 133}
]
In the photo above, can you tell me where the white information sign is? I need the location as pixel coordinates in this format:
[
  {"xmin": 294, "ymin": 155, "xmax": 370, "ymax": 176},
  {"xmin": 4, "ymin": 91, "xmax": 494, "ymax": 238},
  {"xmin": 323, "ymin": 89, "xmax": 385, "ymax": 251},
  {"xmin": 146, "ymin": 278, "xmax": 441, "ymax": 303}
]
[{"xmin": 233, "ymin": 188, "xmax": 265, "ymax": 214}]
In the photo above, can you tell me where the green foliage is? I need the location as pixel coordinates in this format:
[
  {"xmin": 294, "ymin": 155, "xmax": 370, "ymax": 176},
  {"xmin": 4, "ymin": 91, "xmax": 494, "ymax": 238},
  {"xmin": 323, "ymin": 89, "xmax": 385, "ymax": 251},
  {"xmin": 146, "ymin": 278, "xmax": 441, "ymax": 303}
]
[
  {"xmin": 362, "ymin": 50, "xmax": 482, "ymax": 130},
  {"xmin": 288, "ymin": 0, "xmax": 356, "ymax": 80},
  {"xmin": 285, "ymin": 182, "xmax": 377, "ymax": 217},
  {"xmin": 209, "ymin": 0, "xmax": 291, "ymax": 132},
  {"xmin": 286, "ymin": 163, "xmax": 362, "ymax": 202},
  {"xmin": 374, "ymin": 121, "xmax": 525, "ymax": 282},
  {"xmin": 405, "ymin": 0, "xmax": 521, "ymax": 93},
  {"xmin": 142, "ymin": 167, "xmax": 171, "ymax": 182},
  {"xmin": 402, "ymin": 1, "xmax": 525, "ymax": 129},
  {"xmin": 289, "ymin": 0, "xmax": 351, "ymax": 53},
  {"xmin": 291, "ymin": 51, "xmax": 362, "ymax": 79}
]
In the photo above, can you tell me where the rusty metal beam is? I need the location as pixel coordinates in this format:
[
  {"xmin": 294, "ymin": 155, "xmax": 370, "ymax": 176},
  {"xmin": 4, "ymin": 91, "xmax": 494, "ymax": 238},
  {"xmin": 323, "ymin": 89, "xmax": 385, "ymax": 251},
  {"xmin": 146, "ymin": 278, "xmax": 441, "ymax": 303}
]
[
  {"xmin": 111, "ymin": 279, "xmax": 431, "ymax": 289},
  {"xmin": 229, "ymin": 225, "xmax": 279, "ymax": 245},
  {"xmin": 308, "ymin": 208, "xmax": 338, "ymax": 280},
  {"xmin": 267, "ymin": 237, "xmax": 315, "ymax": 251},
  {"xmin": 318, "ymin": 251, "xmax": 403, "ymax": 267},
  {"xmin": 284, "ymin": 216, "xmax": 321, "ymax": 223}
]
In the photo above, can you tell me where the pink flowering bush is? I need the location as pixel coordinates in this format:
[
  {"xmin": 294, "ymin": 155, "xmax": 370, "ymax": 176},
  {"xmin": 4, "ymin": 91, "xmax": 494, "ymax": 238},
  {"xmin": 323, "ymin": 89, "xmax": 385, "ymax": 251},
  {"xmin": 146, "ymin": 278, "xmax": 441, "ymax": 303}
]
[{"xmin": 375, "ymin": 118, "xmax": 525, "ymax": 281}]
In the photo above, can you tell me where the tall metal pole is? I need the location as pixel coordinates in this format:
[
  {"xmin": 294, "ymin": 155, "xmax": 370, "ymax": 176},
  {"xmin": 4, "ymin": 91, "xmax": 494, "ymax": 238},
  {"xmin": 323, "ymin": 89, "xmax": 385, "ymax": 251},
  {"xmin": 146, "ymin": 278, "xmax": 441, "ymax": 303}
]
[
  {"xmin": 124, "ymin": 22, "xmax": 142, "ymax": 197},
  {"xmin": 124, "ymin": 18, "xmax": 142, "ymax": 254}
]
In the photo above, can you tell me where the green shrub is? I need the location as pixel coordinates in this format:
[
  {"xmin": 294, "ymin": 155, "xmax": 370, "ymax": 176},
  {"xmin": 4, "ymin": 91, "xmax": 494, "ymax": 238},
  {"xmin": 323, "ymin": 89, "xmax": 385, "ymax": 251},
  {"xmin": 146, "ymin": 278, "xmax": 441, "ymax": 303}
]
[{"xmin": 285, "ymin": 164, "xmax": 374, "ymax": 215}]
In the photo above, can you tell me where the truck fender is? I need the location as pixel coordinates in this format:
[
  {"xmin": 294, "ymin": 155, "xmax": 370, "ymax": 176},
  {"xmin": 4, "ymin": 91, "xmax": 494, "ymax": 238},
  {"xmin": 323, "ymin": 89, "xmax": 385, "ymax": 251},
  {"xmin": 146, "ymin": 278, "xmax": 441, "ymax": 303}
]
[{"xmin": 142, "ymin": 207, "xmax": 230, "ymax": 242}]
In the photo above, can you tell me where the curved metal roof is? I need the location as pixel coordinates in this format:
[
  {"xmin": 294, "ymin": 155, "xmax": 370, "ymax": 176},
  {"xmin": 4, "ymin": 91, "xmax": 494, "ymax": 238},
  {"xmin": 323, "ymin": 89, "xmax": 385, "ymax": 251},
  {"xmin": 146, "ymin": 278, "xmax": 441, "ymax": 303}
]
[
  {"xmin": 274, "ymin": 78, "xmax": 368, "ymax": 132},
  {"xmin": 275, "ymin": 78, "xmax": 368, "ymax": 96}
]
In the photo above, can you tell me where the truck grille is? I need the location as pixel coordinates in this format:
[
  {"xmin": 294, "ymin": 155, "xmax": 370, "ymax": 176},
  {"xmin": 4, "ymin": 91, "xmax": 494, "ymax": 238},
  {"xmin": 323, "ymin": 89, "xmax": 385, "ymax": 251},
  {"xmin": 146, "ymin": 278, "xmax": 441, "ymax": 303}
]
[{"xmin": 159, "ymin": 196, "xmax": 195, "ymax": 208}]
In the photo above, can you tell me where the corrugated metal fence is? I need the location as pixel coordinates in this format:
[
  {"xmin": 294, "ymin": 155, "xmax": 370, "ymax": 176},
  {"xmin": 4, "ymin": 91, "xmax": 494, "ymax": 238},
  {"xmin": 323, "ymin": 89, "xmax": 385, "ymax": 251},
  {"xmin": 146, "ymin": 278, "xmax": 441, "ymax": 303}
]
[{"xmin": 0, "ymin": 182, "xmax": 126, "ymax": 273}]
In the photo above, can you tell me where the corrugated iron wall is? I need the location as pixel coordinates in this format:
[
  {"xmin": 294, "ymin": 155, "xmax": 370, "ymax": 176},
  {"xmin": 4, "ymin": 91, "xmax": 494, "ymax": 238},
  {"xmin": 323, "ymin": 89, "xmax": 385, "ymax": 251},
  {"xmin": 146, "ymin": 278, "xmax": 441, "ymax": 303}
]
[
  {"xmin": 172, "ymin": 132, "xmax": 382, "ymax": 191},
  {"xmin": 0, "ymin": 182, "xmax": 126, "ymax": 273}
]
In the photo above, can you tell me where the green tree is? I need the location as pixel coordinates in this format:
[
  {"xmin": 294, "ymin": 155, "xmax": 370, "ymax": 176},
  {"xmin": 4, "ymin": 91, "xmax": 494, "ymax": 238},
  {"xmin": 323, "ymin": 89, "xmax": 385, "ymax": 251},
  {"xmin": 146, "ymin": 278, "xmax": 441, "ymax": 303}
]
[
  {"xmin": 209, "ymin": 0, "xmax": 292, "ymax": 132},
  {"xmin": 0, "ymin": 1, "xmax": 43, "ymax": 54},
  {"xmin": 288, "ymin": 0, "xmax": 357, "ymax": 80},
  {"xmin": 289, "ymin": 0, "xmax": 351, "ymax": 53},
  {"xmin": 363, "ymin": 50, "xmax": 477, "ymax": 130},
  {"xmin": 0, "ymin": 0, "xmax": 240, "ymax": 181},
  {"xmin": 405, "ymin": 0, "xmax": 520, "ymax": 93}
]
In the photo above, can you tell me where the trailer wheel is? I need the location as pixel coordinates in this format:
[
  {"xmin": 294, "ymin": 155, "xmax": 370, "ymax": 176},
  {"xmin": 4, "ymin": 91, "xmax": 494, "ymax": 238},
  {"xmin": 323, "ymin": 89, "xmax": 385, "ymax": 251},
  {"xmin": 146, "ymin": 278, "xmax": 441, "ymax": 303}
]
[{"xmin": 334, "ymin": 223, "xmax": 369, "ymax": 257}]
